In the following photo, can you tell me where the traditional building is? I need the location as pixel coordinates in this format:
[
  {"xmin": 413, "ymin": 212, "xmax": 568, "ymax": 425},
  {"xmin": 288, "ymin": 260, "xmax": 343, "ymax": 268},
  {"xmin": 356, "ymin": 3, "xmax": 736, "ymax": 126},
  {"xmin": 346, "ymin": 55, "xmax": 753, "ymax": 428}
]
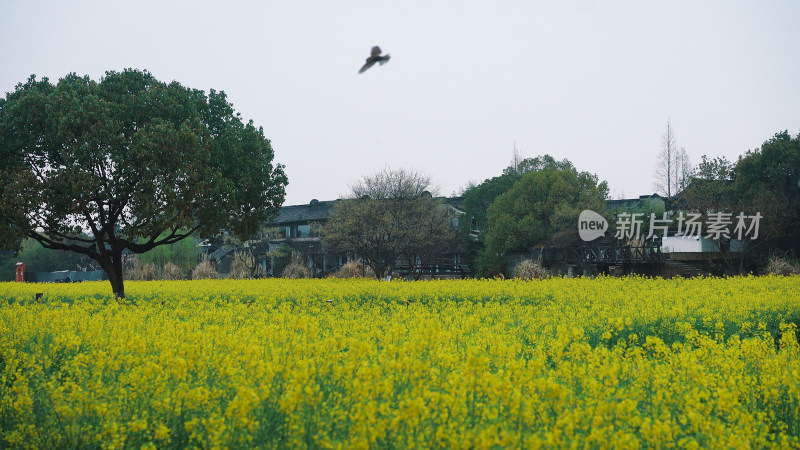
[{"xmin": 267, "ymin": 199, "xmax": 343, "ymax": 277}]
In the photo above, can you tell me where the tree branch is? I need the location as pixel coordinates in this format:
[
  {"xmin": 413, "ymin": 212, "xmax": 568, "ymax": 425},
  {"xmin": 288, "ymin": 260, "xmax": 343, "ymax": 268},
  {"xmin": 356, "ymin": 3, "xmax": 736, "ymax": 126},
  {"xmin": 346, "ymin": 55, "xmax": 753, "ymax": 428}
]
[{"xmin": 29, "ymin": 230, "xmax": 98, "ymax": 258}]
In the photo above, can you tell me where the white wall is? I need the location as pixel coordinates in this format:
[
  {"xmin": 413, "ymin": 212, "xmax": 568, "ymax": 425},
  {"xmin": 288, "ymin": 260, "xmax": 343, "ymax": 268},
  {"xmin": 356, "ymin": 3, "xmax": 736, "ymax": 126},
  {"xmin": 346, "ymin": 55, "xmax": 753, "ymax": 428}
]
[{"xmin": 662, "ymin": 236, "xmax": 742, "ymax": 253}]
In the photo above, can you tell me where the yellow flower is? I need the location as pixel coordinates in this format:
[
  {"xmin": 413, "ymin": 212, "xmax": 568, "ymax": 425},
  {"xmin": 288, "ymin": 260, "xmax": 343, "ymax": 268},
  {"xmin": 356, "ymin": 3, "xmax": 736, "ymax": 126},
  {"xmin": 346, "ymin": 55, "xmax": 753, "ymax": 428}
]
[
  {"xmin": 0, "ymin": 276, "xmax": 798, "ymax": 447},
  {"xmin": 154, "ymin": 423, "xmax": 171, "ymax": 441},
  {"xmin": 128, "ymin": 417, "xmax": 148, "ymax": 433}
]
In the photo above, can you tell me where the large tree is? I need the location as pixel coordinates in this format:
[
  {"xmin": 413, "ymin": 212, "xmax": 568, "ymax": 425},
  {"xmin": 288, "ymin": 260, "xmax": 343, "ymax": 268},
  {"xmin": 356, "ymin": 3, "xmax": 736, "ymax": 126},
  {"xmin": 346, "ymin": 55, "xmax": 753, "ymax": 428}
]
[
  {"xmin": 727, "ymin": 130, "xmax": 800, "ymax": 268},
  {"xmin": 460, "ymin": 154, "xmax": 576, "ymax": 275},
  {"xmin": 0, "ymin": 69, "xmax": 287, "ymax": 297},
  {"xmin": 734, "ymin": 130, "xmax": 800, "ymax": 241},
  {"xmin": 323, "ymin": 168, "xmax": 456, "ymax": 279},
  {"xmin": 481, "ymin": 164, "xmax": 608, "ymax": 276}
]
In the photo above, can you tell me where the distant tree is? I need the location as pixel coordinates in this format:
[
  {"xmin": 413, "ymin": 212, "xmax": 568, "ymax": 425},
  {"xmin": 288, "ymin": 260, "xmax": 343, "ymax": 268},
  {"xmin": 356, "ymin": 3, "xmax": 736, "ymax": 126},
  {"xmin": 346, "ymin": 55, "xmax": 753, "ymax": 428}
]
[
  {"xmin": 471, "ymin": 155, "xmax": 576, "ymax": 233},
  {"xmin": 459, "ymin": 174, "xmax": 520, "ymax": 239},
  {"xmin": 137, "ymin": 232, "xmax": 201, "ymax": 274},
  {"xmin": 695, "ymin": 155, "xmax": 735, "ymax": 181},
  {"xmin": 654, "ymin": 119, "xmax": 678, "ymax": 198},
  {"xmin": 323, "ymin": 168, "xmax": 456, "ymax": 279},
  {"xmin": 462, "ymin": 154, "xmax": 577, "ymax": 275},
  {"xmin": 214, "ymin": 225, "xmax": 284, "ymax": 278},
  {"xmin": 676, "ymin": 154, "xmax": 736, "ymax": 225},
  {"xmin": 0, "ymin": 69, "xmax": 287, "ymax": 298},
  {"xmin": 503, "ymin": 154, "xmax": 575, "ymax": 176},
  {"xmin": 0, "ymin": 250, "xmax": 15, "ymax": 282},
  {"xmin": 403, "ymin": 200, "xmax": 458, "ymax": 280},
  {"xmin": 481, "ymin": 165, "xmax": 608, "ymax": 276},
  {"xmin": 266, "ymin": 244, "xmax": 292, "ymax": 277},
  {"xmin": 733, "ymin": 130, "xmax": 800, "ymax": 247},
  {"xmin": 509, "ymin": 142, "xmax": 523, "ymax": 174},
  {"xmin": 674, "ymin": 147, "xmax": 693, "ymax": 193}
]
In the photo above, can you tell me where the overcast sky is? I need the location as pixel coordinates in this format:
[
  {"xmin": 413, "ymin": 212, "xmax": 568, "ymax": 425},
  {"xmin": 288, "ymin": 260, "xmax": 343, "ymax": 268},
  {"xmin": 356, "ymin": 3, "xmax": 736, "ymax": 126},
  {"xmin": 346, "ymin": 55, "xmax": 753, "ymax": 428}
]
[{"xmin": 2, "ymin": 0, "xmax": 799, "ymax": 205}]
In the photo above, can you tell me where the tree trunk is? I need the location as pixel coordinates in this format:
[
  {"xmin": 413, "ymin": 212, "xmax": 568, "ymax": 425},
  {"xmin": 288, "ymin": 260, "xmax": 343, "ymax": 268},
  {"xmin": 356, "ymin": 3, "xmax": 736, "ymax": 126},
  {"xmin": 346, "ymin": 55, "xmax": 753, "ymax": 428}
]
[
  {"xmin": 98, "ymin": 252, "xmax": 126, "ymax": 299},
  {"xmin": 372, "ymin": 263, "xmax": 386, "ymax": 280},
  {"xmin": 738, "ymin": 252, "xmax": 746, "ymax": 275}
]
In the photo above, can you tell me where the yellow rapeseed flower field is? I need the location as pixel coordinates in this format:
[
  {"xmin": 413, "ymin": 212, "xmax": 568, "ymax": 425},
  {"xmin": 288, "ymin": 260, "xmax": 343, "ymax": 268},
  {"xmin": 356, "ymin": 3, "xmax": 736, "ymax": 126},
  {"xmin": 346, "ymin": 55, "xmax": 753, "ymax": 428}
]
[{"xmin": 1, "ymin": 276, "xmax": 799, "ymax": 448}]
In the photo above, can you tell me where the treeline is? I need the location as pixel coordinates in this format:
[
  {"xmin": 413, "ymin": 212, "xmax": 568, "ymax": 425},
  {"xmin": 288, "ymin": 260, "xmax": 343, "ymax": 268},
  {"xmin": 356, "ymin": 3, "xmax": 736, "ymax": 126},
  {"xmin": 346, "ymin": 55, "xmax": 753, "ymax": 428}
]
[
  {"xmin": 458, "ymin": 130, "xmax": 800, "ymax": 277},
  {"xmin": 3, "ymin": 130, "xmax": 798, "ymax": 282}
]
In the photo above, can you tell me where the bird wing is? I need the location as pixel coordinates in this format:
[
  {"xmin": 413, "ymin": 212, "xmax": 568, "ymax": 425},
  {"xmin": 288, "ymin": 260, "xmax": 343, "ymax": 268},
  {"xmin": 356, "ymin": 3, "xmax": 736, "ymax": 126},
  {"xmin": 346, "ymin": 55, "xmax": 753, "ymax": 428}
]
[
  {"xmin": 371, "ymin": 46, "xmax": 382, "ymax": 57},
  {"xmin": 359, "ymin": 59, "xmax": 376, "ymax": 73}
]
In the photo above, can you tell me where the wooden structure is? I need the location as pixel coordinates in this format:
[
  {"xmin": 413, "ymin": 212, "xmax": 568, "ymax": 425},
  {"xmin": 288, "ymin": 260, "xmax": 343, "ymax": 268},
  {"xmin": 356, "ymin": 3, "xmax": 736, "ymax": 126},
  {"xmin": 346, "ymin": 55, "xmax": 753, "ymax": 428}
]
[{"xmin": 534, "ymin": 230, "xmax": 665, "ymax": 276}]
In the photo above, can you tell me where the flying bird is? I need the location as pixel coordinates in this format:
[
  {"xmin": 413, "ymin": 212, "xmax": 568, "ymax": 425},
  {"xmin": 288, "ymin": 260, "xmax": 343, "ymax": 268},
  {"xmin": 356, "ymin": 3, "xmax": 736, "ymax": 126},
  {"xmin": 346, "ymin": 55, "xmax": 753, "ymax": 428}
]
[{"xmin": 359, "ymin": 46, "xmax": 391, "ymax": 73}]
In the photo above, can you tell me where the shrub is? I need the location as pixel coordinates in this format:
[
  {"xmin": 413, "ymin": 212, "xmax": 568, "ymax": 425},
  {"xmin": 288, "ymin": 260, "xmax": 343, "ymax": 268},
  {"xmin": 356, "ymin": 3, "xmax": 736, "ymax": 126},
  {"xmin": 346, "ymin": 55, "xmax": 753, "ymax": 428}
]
[
  {"xmin": 161, "ymin": 262, "xmax": 185, "ymax": 280},
  {"xmin": 192, "ymin": 255, "xmax": 219, "ymax": 280},
  {"xmin": 763, "ymin": 256, "xmax": 799, "ymax": 276},
  {"xmin": 140, "ymin": 263, "xmax": 159, "ymax": 281},
  {"xmin": 512, "ymin": 259, "xmax": 549, "ymax": 280},
  {"xmin": 124, "ymin": 257, "xmax": 159, "ymax": 281},
  {"xmin": 281, "ymin": 252, "xmax": 312, "ymax": 279},
  {"xmin": 335, "ymin": 260, "xmax": 374, "ymax": 278},
  {"xmin": 123, "ymin": 256, "xmax": 142, "ymax": 280},
  {"xmin": 229, "ymin": 252, "xmax": 253, "ymax": 280}
]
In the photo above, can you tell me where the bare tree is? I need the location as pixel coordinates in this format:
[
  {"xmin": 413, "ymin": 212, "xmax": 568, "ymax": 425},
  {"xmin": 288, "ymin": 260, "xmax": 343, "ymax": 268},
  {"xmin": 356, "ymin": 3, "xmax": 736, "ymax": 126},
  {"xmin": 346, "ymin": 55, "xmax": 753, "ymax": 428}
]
[
  {"xmin": 674, "ymin": 146, "xmax": 693, "ymax": 193},
  {"xmin": 510, "ymin": 141, "xmax": 523, "ymax": 174},
  {"xmin": 324, "ymin": 168, "xmax": 457, "ymax": 279},
  {"xmin": 654, "ymin": 119, "xmax": 677, "ymax": 197},
  {"xmin": 351, "ymin": 167, "xmax": 433, "ymax": 199}
]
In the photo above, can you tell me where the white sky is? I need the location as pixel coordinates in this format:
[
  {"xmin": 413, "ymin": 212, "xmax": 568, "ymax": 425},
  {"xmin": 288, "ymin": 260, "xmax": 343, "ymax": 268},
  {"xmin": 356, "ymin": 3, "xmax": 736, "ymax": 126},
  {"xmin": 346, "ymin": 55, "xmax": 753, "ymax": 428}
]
[{"xmin": 2, "ymin": 0, "xmax": 799, "ymax": 205}]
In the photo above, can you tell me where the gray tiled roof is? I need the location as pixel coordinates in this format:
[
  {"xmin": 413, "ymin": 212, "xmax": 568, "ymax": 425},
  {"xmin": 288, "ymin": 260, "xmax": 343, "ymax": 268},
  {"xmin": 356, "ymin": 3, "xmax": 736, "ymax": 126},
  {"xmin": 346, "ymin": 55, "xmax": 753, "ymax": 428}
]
[
  {"xmin": 209, "ymin": 246, "xmax": 234, "ymax": 261},
  {"xmin": 270, "ymin": 196, "xmax": 465, "ymax": 226},
  {"xmin": 271, "ymin": 199, "xmax": 337, "ymax": 225}
]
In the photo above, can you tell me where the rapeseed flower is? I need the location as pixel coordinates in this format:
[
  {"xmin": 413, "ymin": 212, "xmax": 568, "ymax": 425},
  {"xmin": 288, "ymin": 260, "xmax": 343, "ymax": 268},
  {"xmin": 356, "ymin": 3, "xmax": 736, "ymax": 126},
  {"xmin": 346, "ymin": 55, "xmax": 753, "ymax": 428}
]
[{"xmin": 0, "ymin": 276, "xmax": 798, "ymax": 447}]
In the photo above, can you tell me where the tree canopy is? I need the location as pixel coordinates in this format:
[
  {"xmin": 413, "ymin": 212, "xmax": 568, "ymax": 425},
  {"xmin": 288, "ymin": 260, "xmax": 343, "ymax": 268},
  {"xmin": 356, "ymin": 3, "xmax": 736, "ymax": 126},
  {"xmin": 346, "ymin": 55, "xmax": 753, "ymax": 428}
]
[
  {"xmin": 695, "ymin": 155, "xmax": 735, "ymax": 181},
  {"xmin": 461, "ymin": 155, "xmax": 576, "ymax": 242},
  {"xmin": 459, "ymin": 155, "xmax": 590, "ymax": 276},
  {"xmin": 480, "ymin": 164, "xmax": 608, "ymax": 276},
  {"xmin": 0, "ymin": 69, "xmax": 287, "ymax": 297},
  {"xmin": 733, "ymin": 130, "xmax": 800, "ymax": 250}
]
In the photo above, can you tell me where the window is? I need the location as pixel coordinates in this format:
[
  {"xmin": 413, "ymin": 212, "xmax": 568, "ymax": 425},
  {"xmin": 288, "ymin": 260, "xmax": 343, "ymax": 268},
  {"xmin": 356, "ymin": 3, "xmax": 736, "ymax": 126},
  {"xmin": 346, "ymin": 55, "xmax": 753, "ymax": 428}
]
[{"xmin": 297, "ymin": 224, "xmax": 311, "ymax": 238}]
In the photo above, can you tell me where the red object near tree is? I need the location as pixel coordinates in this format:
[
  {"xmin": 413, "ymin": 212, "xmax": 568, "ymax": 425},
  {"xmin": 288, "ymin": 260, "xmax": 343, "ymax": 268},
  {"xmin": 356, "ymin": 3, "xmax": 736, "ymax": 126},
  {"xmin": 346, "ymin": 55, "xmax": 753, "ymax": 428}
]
[{"xmin": 15, "ymin": 262, "xmax": 25, "ymax": 282}]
